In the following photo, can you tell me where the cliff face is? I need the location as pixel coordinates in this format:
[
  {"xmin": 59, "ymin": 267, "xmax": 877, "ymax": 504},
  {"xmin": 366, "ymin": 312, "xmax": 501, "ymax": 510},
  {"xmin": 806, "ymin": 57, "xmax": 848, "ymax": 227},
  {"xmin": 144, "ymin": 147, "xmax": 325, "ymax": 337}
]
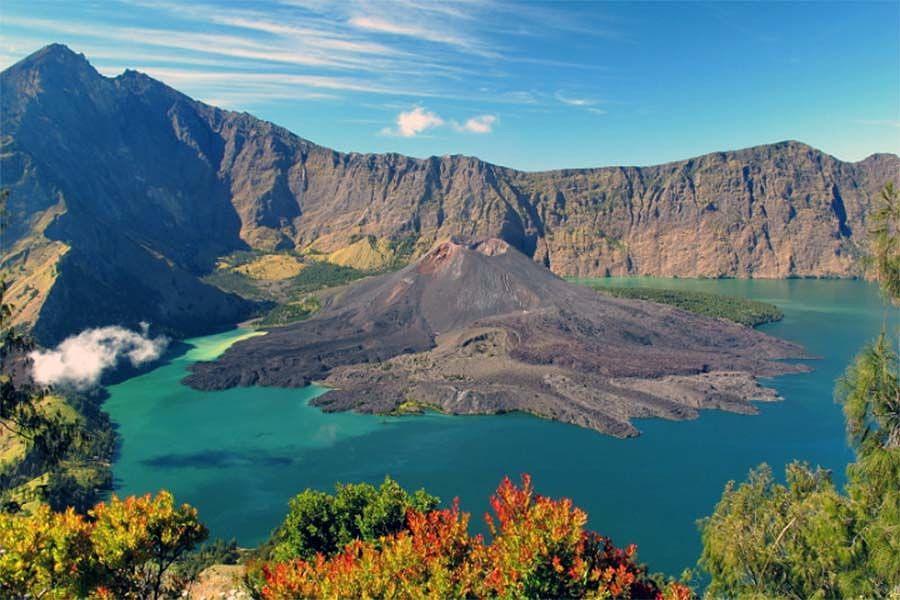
[
  {"xmin": 218, "ymin": 138, "xmax": 895, "ymax": 280},
  {"xmin": 2, "ymin": 44, "xmax": 897, "ymax": 342}
]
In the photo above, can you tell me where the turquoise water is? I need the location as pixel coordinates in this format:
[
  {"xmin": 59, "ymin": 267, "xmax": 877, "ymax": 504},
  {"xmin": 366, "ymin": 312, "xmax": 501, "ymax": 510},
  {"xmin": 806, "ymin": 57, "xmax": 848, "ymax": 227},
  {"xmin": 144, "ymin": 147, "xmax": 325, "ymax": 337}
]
[{"xmin": 104, "ymin": 279, "xmax": 897, "ymax": 576}]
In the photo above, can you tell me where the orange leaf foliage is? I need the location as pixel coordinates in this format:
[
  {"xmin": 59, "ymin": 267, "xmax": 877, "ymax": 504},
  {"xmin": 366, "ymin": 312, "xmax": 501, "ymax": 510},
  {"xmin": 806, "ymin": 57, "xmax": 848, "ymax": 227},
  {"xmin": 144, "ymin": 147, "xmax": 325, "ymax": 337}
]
[{"xmin": 260, "ymin": 475, "xmax": 694, "ymax": 599}]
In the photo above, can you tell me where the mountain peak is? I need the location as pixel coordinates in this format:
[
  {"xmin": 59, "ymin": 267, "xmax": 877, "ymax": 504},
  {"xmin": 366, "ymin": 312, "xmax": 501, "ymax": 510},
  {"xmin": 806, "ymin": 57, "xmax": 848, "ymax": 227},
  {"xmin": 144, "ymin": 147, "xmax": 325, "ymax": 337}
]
[{"xmin": 14, "ymin": 43, "xmax": 92, "ymax": 72}]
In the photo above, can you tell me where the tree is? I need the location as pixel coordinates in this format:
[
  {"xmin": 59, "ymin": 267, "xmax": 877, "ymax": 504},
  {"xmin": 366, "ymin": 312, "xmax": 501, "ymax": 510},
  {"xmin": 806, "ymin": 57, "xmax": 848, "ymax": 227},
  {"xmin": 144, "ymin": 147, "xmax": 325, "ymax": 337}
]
[
  {"xmin": 841, "ymin": 181, "xmax": 900, "ymax": 594},
  {"xmin": 868, "ymin": 181, "xmax": 900, "ymax": 305},
  {"xmin": 837, "ymin": 334, "xmax": 900, "ymax": 594},
  {"xmin": 838, "ymin": 333, "xmax": 900, "ymax": 452},
  {"xmin": 0, "ymin": 491, "xmax": 207, "ymax": 599},
  {"xmin": 89, "ymin": 491, "xmax": 209, "ymax": 598},
  {"xmin": 699, "ymin": 463, "xmax": 863, "ymax": 598},
  {"xmin": 267, "ymin": 476, "xmax": 439, "ymax": 562}
]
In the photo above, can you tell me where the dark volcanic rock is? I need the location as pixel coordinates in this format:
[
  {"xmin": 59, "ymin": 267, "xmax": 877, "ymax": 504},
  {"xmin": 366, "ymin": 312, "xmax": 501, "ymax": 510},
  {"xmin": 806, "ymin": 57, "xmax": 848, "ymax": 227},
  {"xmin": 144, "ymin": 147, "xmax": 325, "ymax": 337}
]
[{"xmin": 185, "ymin": 238, "xmax": 808, "ymax": 436}]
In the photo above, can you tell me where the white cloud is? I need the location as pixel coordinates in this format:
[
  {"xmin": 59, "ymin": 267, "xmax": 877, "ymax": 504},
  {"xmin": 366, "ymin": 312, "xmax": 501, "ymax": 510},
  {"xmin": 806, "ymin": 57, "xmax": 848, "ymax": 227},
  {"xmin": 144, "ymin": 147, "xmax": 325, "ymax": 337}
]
[
  {"xmin": 555, "ymin": 91, "xmax": 598, "ymax": 107},
  {"xmin": 453, "ymin": 114, "xmax": 497, "ymax": 133},
  {"xmin": 382, "ymin": 108, "xmax": 500, "ymax": 136},
  {"xmin": 384, "ymin": 106, "xmax": 445, "ymax": 137},
  {"xmin": 30, "ymin": 324, "xmax": 168, "ymax": 389}
]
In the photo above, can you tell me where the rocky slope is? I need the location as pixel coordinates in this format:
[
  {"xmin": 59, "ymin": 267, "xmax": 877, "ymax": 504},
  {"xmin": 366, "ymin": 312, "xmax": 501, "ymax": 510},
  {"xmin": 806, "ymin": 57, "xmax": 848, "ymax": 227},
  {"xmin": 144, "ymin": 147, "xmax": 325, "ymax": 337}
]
[
  {"xmin": 185, "ymin": 238, "xmax": 808, "ymax": 437},
  {"xmin": 2, "ymin": 44, "xmax": 897, "ymax": 343}
]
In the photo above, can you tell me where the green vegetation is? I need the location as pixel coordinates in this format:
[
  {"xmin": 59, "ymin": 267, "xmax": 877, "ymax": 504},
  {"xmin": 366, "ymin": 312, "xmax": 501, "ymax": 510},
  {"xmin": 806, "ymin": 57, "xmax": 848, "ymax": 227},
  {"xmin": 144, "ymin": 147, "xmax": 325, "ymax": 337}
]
[
  {"xmin": 208, "ymin": 251, "xmax": 372, "ymax": 300},
  {"xmin": 258, "ymin": 295, "xmax": 321, "ymax": 327},
  {"xmin": 869, "ymin": 181, "xmax": 900, "ymax": 305},
  {"xmin": 205, "ymin": 243, "xmax": 415, "ymax": 330},
  {"xmin": 698, "ymin": 181, "xmax": 900, "ymax": 598},
  {"xmin": 285, "ymin": 260, "xmax": 369, "ymax": 295},
  {"xmin": 203, "ymin": 268, "xmax": 267, "ymax": 300},
  {"xmin": 263, "ymin": 476, "xmax": 439, "ymax": 562},
  {"xmin": 171, "ymin": 538, "xmax": 241, "ymax": 586},
  {"xmin": 254, "ymin": 475, "xmax": 692, "ymax": 599},
  {"xmin": 586, "ymin": 285, "xmax": 783, "ymax": 327},
  {"xmin": 2, "ymin": 477, "xmax": 692, "ymax": 600},
  {"xmin": 1, "ymin": 189, "xmax": 115, "ymax": 515},
  {"xmin": 699, "ymin": 463, "xmax": 866, "ymax": 598},
  {"xmin": 389, "ymin": 399, "xmax": 430, "ymax": 415}
]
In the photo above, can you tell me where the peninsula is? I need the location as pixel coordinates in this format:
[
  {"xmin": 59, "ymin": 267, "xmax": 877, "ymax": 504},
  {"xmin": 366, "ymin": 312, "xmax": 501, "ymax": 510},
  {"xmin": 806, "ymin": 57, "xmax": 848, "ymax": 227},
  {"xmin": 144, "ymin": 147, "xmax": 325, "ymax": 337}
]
[{"xmin": 185, "ymin": 238, "xmax": 808, "ymax": 437}]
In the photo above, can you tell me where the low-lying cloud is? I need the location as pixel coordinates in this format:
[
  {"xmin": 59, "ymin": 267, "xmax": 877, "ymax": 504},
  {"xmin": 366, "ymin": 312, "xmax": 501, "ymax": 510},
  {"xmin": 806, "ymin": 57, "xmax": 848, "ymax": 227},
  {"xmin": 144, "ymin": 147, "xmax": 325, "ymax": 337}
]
[{"xmin": 30, "ymin": 324, "xmax": 168, "ymax": 389}]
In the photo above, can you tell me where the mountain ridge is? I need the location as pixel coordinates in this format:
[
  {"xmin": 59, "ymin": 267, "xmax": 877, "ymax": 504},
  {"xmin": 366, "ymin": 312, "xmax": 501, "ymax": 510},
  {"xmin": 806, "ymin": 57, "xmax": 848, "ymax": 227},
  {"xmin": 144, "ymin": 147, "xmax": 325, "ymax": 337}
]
[{"xmin": 2, "ymin": 44, "xmax": 897, "ymax": 343}]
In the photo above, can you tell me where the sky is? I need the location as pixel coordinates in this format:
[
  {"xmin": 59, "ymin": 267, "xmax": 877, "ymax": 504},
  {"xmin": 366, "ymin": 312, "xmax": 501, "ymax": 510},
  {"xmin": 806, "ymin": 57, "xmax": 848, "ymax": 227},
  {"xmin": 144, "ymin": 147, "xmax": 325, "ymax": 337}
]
[{"xmin": 2, "ymin": 0, "xmax": 898, "ymax": 171}]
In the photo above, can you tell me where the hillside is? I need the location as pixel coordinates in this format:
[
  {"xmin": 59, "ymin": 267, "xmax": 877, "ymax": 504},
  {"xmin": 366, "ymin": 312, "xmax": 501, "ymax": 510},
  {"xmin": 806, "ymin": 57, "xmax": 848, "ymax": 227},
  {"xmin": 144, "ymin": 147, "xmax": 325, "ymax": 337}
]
[
  {"xmin": 186, "ymin": 238, "xmax": 807, "ymax": 437},
  {"xmin": 2, "ymin": 44, "xmax": 897, "ymax": 343}
]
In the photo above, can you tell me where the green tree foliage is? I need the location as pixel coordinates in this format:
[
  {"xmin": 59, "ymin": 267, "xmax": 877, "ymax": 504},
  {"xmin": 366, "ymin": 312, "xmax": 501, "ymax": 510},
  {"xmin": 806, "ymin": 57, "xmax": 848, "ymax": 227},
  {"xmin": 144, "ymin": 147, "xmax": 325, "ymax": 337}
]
[
  {"xmin": 869, "ymin": 181, "xmax": 900, "ymax": 305},
  {"xmin": 266, "ymin": 476, "xmax": 439, "ymax": 562},
  {"xmin": 587, "ymin": 285, "xmax": 783, "ymax": 327},
  {"xmin": 171, "ymin": 538, "xmax": 241, "ymax": 589},
  {"xmin": 699, "ymin": 463, "xmax": 864, "ymax": 598},
  {"xmin": 837, "ymin": 335, "xmax": 900, "ymax": 594},
  {"xmin": 838, "ymin": 333, "xmax": 900, "ymax": 452}
]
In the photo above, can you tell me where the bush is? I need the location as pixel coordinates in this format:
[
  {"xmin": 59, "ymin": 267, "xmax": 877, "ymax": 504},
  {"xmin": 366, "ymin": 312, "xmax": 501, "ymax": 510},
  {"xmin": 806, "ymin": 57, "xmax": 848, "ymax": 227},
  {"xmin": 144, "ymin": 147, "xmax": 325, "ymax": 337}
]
[
  {"xmin": 258, "ymin": 475, "xmax": 692, "ymax": 599},
  {"xmin": 267, "ymin": 476, "xmax": 439, "ymax": 562}
]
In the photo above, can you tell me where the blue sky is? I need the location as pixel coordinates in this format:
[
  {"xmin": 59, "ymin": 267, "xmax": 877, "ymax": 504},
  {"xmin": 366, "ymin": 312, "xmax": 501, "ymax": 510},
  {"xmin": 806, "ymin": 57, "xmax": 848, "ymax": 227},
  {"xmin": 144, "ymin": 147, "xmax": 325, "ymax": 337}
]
[{"xmin": 2, "ymin": 0, "xmax": 898, "ymax": 171}]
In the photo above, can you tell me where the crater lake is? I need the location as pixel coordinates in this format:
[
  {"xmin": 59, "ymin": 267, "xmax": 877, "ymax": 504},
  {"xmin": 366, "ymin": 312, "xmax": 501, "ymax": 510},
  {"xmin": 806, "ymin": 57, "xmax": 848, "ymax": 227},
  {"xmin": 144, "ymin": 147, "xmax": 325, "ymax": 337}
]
[{"xmin": 103, "ymin": 278, "xmax": 896, "ymax": 576}]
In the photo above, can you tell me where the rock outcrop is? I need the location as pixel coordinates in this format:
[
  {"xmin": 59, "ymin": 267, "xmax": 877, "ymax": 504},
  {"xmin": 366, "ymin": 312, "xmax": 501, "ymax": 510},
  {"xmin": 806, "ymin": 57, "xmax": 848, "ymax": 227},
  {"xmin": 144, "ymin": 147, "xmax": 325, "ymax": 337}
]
[{"xmin": 2, "ymin": 44, "xmax": 897, "ymax": 343}]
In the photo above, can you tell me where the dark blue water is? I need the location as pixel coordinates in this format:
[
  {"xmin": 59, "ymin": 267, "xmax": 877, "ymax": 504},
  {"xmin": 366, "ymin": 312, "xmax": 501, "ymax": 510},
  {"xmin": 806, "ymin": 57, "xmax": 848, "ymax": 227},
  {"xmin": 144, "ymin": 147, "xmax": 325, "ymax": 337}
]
[{"xmin": 105, "ymin": 279, "xmax": 896, "ymax": 576}]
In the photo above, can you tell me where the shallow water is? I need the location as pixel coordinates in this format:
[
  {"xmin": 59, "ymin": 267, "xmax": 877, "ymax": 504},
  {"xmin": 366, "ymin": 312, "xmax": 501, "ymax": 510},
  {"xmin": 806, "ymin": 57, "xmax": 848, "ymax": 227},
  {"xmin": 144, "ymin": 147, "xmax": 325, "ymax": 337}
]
[{"xmin": 104, "ymin": 279, "xmax": 897, "ymax": 576}]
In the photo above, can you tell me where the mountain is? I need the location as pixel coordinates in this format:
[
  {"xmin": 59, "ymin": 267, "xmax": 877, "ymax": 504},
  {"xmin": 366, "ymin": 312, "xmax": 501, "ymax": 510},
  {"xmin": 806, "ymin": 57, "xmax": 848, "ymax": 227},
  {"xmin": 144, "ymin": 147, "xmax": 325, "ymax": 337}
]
[
  {"xmin": 2, "ymin": 44, "xmax": 897, "ymax": 344},
  {"xmin": 185, "ymin": 237, "xmax": 807, "ymax": 437}
]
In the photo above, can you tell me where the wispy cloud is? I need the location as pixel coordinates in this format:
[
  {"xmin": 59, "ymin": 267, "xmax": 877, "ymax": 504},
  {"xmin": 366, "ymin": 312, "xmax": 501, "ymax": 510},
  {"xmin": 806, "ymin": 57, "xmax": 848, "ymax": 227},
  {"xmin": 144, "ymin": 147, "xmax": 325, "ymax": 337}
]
[
  {"xmin": 349, "ymin": 15, "xmax": 495, "ymax": 57},
  {"xmin": 109, "ymin": 67, "xmax": 420, "ymax": 96},
  {"xmin": 3, "ymin": 1, "xmax": 618, "ymax": 118},
  {"xmin": 4, "ymin": 15, "xmax": 380, "ymax": 70},
  {"xmin": 555, "ymin": 91, "xmax": 599, "ymax": 107}
]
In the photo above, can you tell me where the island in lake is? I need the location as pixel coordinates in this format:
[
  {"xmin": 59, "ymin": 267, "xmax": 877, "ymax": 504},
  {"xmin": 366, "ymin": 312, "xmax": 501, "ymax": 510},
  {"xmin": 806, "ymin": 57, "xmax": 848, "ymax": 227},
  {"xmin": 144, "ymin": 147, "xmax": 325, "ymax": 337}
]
[{"xmin": 186, "ymin": 237, "xmax": 808, "ymax": 437}]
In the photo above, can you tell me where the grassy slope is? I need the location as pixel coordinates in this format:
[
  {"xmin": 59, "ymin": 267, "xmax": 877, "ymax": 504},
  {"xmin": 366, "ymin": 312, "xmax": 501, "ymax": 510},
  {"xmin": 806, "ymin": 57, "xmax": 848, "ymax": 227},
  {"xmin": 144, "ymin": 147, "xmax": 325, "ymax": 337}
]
[
  {"xmin": 203, "ymin": 252, "xmax": 378, "ymax": 326},
  {"xmin": 1, "ymin": 388, "xmax": 115, "ymax": 513}
]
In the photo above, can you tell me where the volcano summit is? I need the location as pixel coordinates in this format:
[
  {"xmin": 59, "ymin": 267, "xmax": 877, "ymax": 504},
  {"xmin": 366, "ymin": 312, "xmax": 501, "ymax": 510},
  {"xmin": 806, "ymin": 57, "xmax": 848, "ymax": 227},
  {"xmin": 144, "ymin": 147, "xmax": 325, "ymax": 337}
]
[{"xmin": 185, "ymin": 238, "xmax": 807, "ymax": 437}]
